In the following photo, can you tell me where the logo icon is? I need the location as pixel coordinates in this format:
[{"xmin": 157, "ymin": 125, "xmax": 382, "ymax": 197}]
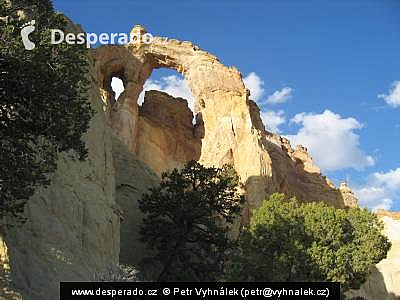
[{"xmin": 20, "ymin": 20, "xmax": 36, "ymax": 50}]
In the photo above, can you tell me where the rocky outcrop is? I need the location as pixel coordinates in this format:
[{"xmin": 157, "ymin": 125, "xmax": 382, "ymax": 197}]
[
  {"xmin": 135, "ymin": 90, "xmax": 202, "ymax": 175},
  {"xmin": 94, "ymin": 25, "xmax": 350, "ymax": 224},
  {"xmin": 347, "ymin": 211, "xmax": 400, "ymax": 300},
  {"xmin": 339, "ymin": 181, "xmax": 359, "ymax": 208}
]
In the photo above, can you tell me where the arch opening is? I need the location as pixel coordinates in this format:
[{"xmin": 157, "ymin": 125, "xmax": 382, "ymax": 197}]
[
  {"xmin": 111, "ymin": 76, "xmax": 125, "ymax": 102},
  {"xmin": 138, "ymin": 69, "xmax": 197, "ymax": 124}
]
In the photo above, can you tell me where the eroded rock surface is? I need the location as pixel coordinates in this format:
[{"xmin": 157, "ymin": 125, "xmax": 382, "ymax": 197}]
[
  {"xmin": 347, "ymin": 211, "xmax": 400, "ymax": 300},
  {"xmin": 112, "ymin": 136, "xmax": 159, "ymax": 267},
  {"xmin": 94, "ymin": 27, "xmax": 350, "ymax": 224},
  {"xmin": 339, "ymin": 181, "xmax": 359, "ymax": 208},
  {"xmin": 136, "ymin": 90, "xmax": 202, "ymax": 175}
]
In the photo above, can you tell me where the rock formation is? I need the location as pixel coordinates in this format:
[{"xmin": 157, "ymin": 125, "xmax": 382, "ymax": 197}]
[
  {"xmin": 90, "ymin": 25, "xmax": 362, "ymax": 272},
  {"xmin": 135, "ymin": 90, "xmax": 202, "ymax": 175},
  {"xmin": 1, "ymin": 23, "xmax": 366, "ymax": 299},
  {"xmin": 347, "ymin": 210, "xmax": 400, "ymax": 300},
  {"xmin": 339, "ymin": 181, "xmax": 359, "ymax": 208},
  {"xmin": 94, "ymin": 25, "xmax": 352, "ymax": 222}
]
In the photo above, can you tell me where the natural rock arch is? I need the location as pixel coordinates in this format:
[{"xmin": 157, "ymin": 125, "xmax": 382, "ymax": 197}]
[
  {"xmin": 95, "ymin": 27, "xmax": 250, "ymax": 168},
  {"xmin": 94, "ymin": 25, "xmax": 349, "ymax": 224}
]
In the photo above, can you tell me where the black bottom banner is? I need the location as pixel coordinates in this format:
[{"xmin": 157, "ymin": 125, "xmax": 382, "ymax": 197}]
[{"xmin": 60, "ymin": 282, "xmax": 341, "ymax": 300}]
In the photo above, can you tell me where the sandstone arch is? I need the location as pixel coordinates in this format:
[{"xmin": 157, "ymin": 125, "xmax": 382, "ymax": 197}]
[
  {"xmin": 94, "ymin": 26, "xmax": 349, "ymax": 224},
  {"xmin": 95, "ymin": 32, "xmax": 250, "ymax": 166}
]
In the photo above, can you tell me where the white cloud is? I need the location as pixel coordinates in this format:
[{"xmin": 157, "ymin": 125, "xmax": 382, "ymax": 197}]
[
  {"xmin": 138, "ymin": 75, "xmax": 195, "ymax": 112},
  {"xmin": 260, "ymin": 110, "xmax": 286, "ymax": 133},
  {"xmin": 243, "ymin": 72, "xmax": 293, "ymax": 106},
  {"xmin": 243, "ymin": 72, "xmax": 264, "ymax": 102},
  {"xmin": 378, "ymin": 81, "xmax": 400, "ymax": 108},
  {"xmin": 352, "ymin": 168, "xmax": 400, "ymax": 211},
  {"xmin": 111, "ymin": 77, "xmax": 125, "ymax": 100},
  {"xmin": 371, "ymin": 168, "xmax": 400, "ymax": 191},
  {"xmin": 265, "ymin": 87, "xmax": 293, "ymax": 105},
  {"xmin": 286, "ymin": 110, "xmax": 374, "ymax": 171},
  {"xmin": 242, "ymin": 73, "xmax": 286, "ymax": 132}
]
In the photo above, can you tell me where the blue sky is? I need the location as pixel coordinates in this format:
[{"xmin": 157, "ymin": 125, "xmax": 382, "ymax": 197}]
[{"xmin": 53, "ymin": 0, "xmax": 400, "ymax": 211}]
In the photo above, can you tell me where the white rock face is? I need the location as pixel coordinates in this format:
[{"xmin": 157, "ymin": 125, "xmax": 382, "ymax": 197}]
[
  {"xmin": 348, "ymin": 214, "xmax": 400, "ymax": 300},
  {"xmin": 1, "ymin": 56, "xmax": 120, "ymax": 300},
  {"xmin": 381, "ymin": 216, "xmax": 400, "ymax": 241}
]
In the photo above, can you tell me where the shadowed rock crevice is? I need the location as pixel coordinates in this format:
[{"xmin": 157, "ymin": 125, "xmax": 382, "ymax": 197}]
[{"xmin": 112, "ymin": 136, "xmax": 159, "ymax": 267}]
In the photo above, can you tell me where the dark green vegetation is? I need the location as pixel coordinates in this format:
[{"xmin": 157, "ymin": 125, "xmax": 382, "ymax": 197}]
[
  {"xmin": 139, "ymin": 161, "xmax": 244, "ymax": 281},
  {"xmin": 140, "ymin": 162, "xmax": 391, "ymax": 292},
  {"xmin": 226, "ymin": 193, "xmax": 391, "ymax": 294},
  {"xmin": 0, "ymin": 0, "xmax": 92, "ymax": 223}
]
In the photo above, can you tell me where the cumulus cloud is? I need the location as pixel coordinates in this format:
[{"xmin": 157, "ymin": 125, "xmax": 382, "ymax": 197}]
[
  {"xmin": 243, "ymin": 72, "xmax": 265, "ymax": 102},
  {"xmin": 378, "ymin": 81, "xmax": 400, "ymax": 108},
  {"xmin": 260, "ymin": 110, "xmax": 286, "ymax": 133},
  {"xmin": 286, "ymin": 110, "xmax": 374, "ymax": 172},
  {"xmin": 352, "ymin": 168, "xmax": 400, "ymax": 210},
  {"xmin": 242, "ymin": 72, "xmax": 288, "ymax": 132},
  {"xmin": 265, "ymin": 87, "xmax": 293, "ymax": 105},
  {"xmin": 138, "ymin": 75, "xmax": 195, "ymax": 112},
  {"xmin": 111, "ymin": 77, "xmax": 125, "ymax": 100},
  {"xmin": 371, "ymin": 168, "xmax": 400, "ymax": 191}
]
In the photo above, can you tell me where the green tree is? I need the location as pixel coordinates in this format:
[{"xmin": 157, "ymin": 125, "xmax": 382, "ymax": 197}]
[
  {"xmin": 227, "ymin": 193, "xmax": 391, "ymax": 294},
  {"xmin": 139, "ymin": 160, "xmax": 244, "ymax": 281},
  {"xmin": 0, "ymin": 0, "xmax": 92, "ymax": 223},
  {"xmin": 302, "ymin": 204, "xmax": 391, "ymax": 291},
  {"xmin": 225, "ymin": 193, "xmax": 316, "ymax": 282}
]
